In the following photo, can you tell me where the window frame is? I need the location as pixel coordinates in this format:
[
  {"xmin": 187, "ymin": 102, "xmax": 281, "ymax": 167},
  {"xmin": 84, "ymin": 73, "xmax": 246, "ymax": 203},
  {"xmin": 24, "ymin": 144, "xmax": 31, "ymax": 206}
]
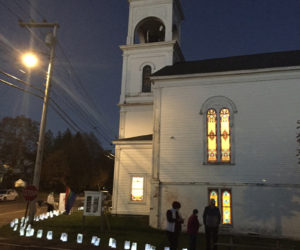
[
  {"xmin": 208, "ymin": 188, "xmax": 233, "ymax": 226},
  {"xmin": 200, "ymin": 96, "xmax": 237, "ymax": 165},
  {"xmin": 221, "ymin": 189, "xmax": 233, "ymax": 225},
  {"xmin": 142, "ymin": 65, "xmax": 152, "ymax": 93},
  {"xmin": 129, "ymin": 174, "xmax": 147, "ymax": 204}
]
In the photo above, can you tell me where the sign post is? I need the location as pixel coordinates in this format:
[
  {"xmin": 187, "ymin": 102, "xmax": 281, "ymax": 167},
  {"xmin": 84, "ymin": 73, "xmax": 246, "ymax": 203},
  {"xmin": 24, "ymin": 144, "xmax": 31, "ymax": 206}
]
[{"xmin": 23, "ymin": 186, "xmax": 38, "ymax": 219}]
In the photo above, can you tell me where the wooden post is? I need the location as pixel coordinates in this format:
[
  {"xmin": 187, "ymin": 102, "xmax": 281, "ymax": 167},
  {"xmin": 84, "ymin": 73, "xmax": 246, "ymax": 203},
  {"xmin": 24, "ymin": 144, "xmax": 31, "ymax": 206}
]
[{"xmin": 24, "ymin": 201, "xmax": 29, "ymax": 220}]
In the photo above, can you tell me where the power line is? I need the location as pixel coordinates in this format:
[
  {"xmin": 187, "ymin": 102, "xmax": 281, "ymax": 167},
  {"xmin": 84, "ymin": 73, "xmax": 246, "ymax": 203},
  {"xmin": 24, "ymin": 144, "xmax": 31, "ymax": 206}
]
[
  {"xmin": 50, "ymin": 64, "xmax": 115, "ymax": 146},
  {"xmin": 0, "ymin": 72, "xmax": 84, "ymax": 135},
  {"xmin": 56, "ymin": 41, "xmax": 117, "ymax": 138},
  {"xmin": 1, "ymin": 1, "xmax": 116, "ymax": 148},
  {"xmin": 0, "ymin": 1, "xmax": 23, "ymax": 20},
  {"xmin": 24, "ymin": 0, "xmax": 47, "ymax": 21},
  {"xmin": 50, "ymin": 98, "xmax": 83, "ymax": 132},
  {"xmin": 49, "ymin": 104, "xmax": 80, "ymax": 133},
  {"xmin": 12, "ymin": 0, "xmax": 31, "ymax": 20},
  {"xmin": 0, "ymin": 69, "xmax": 43, "ymax": 94},
  {"xmin": 0, "ymin": 77, "xmax": 43, "ymax": 99}
]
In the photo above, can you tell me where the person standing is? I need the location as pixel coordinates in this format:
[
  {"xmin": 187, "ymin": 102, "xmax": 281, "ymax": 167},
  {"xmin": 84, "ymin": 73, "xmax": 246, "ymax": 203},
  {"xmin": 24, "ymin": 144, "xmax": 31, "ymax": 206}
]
[
  {"xmin": 166, "ymin": 201, "xmax": 184, "ymax": 250},
  {"xmin": 203, "ymin": 199, "xmax": 221, "ymax": 250},
  {"xmin": 187, "ymin": 209, "xmax": 201, "ymax": 250},
  {"xmin": 46, "ymin": 192, "xmax": 55, "ymax": 212}
]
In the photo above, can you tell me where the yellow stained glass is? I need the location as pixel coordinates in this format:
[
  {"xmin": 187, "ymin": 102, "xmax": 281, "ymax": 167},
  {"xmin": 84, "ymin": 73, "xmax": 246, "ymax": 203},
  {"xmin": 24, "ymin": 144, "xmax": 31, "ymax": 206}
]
[
  {"xmin": 209, "ymin": 190, "xmax": 218, "ymax": 207},
  {"xmin": 220, "ymin": 109, "xmax": 231, "ymax": 162},
  {"xmin": 222, "ymin": 191, "xmax": 231, "ymax": 224},
  {"xmin": 207, "ymin": 109, "xmax": 217, "ymax": 162},
  {"xmin": 131, "ymin": 177, "xmax": 144, "ymax": 201}
]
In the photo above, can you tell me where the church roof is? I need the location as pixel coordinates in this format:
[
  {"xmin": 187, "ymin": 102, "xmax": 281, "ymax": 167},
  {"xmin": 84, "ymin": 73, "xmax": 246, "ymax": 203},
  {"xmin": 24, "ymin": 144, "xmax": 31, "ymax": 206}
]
[{"xmin": 152, "ymin": 50, "xmax": 300, "ymax": 77}]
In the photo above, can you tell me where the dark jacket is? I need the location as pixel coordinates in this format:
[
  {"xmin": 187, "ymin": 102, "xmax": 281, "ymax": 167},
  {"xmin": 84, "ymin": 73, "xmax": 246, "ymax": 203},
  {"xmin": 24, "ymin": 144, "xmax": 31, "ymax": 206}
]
[
  {"xmin": 187, "ymin": 214, "xmax": 200, "ymax": 234},
  {"xmin": 203, "ymin": 205, "xmax": 221, "ymax": 228},
  {"xmin": 166, "ymin": 209, "xmax": 183, "ymax": 233}
]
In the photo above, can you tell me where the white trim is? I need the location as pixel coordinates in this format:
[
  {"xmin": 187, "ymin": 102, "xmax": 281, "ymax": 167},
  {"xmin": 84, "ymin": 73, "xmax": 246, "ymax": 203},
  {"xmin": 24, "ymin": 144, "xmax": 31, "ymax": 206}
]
[
  {"xmin": 113, "ymin": 140, "xmax": 152, "ymax": 146},
  {"xmin": 151, "ymin": 66, "xmax": 300, "ymax": 82},
  {"xmin": 140, "ymin": 62, "xmax": 156, "ymax": 71},
  {"xmin": 120, "ymin": 40, "xmax": 177, "ymax": 51}
]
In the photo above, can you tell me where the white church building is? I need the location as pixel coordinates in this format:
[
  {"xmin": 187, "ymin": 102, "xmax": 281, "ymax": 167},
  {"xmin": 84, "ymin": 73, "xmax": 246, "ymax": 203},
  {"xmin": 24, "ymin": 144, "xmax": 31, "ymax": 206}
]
[{"xmin": 112, "ymin": 0, "xmax": 300, "ymax": 239}]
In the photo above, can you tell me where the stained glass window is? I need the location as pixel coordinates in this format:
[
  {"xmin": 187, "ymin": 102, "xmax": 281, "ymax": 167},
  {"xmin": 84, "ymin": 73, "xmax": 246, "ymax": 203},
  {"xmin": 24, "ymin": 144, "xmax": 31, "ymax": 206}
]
[
  {"xmin": 222, "ymin": 190, "xmax": 232, "ymax": 224},
  {"xmin": 131, "ymin": 177, "xmax": 144, "ymax": 201},
  {"xmin": 207, "ymin": 109, "xmax": 217, "ymax": 162},
  {"xmin": 142, "ymin": 65, "xmax": 151, "ymax": 92},
  {"xmin": 209, "ymin": 190, "xmax": 218, "ymax": 207},
  {"xmin": 220, "ymin": 108, "xmax": 231, "ymax": 162},
  {"xmin": 206, "ymin": 107, "xmax": 231, "ymax": 163}
]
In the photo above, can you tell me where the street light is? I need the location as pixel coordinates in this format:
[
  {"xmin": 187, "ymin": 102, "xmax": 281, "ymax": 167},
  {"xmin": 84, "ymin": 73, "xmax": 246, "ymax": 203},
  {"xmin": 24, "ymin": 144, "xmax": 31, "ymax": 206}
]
[
  {"xmin": 19, "ymin": 21, "xmax": 59, "ymax": 224},
  {"xmin": 22, "ymin": 52, "xmax": 38, "ymax": 68}
]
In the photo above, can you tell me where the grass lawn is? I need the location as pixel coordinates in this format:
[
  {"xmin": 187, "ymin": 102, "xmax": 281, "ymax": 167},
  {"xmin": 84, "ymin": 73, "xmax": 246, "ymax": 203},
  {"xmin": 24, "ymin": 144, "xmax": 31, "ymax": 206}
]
[{"xmin": 0, "ymin": 211, "xmax": 299, "ymax": 250}]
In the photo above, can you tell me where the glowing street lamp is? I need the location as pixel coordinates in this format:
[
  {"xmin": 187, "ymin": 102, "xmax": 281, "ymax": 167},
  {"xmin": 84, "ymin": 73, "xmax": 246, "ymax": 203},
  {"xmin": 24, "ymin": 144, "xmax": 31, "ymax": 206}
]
[
  {"xmin": 22, "ymin": 53, "xmax": 38, "ymax": 68},
  {"xmin": 19, "ymin": 21, "xmax": 59, "ymax": 224}
]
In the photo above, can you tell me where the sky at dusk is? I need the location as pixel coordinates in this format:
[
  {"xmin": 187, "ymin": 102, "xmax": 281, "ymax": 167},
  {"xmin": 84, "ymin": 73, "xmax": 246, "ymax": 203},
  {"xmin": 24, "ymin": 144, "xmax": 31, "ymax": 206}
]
[{"xmin": 0, "ymin": 0, "xmax": 299, "ymax": 149}]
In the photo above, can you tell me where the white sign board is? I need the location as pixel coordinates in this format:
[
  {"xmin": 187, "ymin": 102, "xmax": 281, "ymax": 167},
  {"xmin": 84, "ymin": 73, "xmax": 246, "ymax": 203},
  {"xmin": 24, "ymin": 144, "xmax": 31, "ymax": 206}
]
[
  {"xmin": 83, "ymin": 191, "xmax": 102, "ymax": 216},
  {"xmin": 59, "ymin": 193, "xmax": 66, "ymax": 212}
]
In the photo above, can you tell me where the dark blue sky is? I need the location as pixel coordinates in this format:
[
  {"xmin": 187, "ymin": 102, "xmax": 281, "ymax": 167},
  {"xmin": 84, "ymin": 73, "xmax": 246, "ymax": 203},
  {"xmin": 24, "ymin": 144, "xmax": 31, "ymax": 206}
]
[{"xmin": 0, "ymin": 0, "xmax": 299, "ymax": 149}]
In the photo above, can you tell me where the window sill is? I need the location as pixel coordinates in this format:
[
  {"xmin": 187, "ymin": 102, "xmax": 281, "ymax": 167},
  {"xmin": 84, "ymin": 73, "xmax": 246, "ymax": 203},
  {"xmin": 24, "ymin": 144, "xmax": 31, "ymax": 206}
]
[
  {"xmin": 139, "ymin": 92, "xmax": 152, "ymax": 96},
  {"xmin": 203, "ymin": 162, "xmax": 235, "ymax": 166},
  {"xmin": 219, "ymin": 224, "xmax": 233, "ymax": 233},
  {"xmin": 128, "ymin": 201, "xmax": 146, "ymax": 205}
]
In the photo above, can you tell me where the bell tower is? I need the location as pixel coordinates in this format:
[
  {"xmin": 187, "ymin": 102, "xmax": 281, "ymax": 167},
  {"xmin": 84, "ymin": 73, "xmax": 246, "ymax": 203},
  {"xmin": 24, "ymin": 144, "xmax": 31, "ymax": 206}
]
[
  {"xmin": 112, "ymin": 0, "xmax": 184, "ymax": 224},
  {"xmin": 118, "ymin": 0, "xmax": 184, "ymax": 139}
]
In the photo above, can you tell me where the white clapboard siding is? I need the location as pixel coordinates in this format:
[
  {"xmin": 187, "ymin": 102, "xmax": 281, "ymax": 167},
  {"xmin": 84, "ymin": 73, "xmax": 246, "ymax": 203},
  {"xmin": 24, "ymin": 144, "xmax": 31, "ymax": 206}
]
[
  {"xmin": 159, "ymin": 75, "xmax": 300, "ymax": 184},
  {"xmin": 159, "ymin": 184, "xmax": 300, "ymax": 239},
  {"xmin": 112, "ymin": 145, "xmax": 152, "ymax": 215},
  {"xmin": 154, "ymin": 69, "xmax": 300, "ymax": 239},
  {"xmin": 121, "ymin": 105, "xmax": 153, "ymax": 138}
]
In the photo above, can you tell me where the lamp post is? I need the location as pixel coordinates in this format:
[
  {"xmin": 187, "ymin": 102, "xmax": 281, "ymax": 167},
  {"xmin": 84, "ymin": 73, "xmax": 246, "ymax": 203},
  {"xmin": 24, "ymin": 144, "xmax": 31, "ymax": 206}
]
[{"xmin": 19, "ymin": 22, "xmax": 59, "ymax": 223}]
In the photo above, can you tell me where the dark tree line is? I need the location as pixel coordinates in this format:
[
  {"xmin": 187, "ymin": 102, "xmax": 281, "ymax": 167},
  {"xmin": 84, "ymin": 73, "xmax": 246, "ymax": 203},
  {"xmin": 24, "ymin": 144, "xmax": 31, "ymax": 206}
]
[{"xmin": 0, "ymin": 116, "xmax": 114, "ymax": 193}]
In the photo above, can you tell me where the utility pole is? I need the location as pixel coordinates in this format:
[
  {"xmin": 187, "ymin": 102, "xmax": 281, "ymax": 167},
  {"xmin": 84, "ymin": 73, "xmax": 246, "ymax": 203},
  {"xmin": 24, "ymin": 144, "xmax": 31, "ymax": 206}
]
[{"xmin": 19, "ymin": 21, "xmax": 59, "ymax": 223}]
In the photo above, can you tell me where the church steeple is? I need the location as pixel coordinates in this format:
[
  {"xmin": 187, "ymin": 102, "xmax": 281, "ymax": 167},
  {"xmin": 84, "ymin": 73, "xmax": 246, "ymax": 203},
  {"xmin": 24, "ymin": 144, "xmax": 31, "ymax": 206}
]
[{"xmin": 118, "ymin": 0, "xmax": 184, "ymax": 139}]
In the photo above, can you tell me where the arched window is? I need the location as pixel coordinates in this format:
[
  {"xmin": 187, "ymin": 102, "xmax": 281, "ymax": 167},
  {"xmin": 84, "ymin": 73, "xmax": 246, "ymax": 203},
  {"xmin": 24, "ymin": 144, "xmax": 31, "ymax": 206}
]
[
  {"xmin": 222, "ymin": 190, "xmax": 232, "ymax": 224},
  {"xmin": 200, "ymin": 96, "xmax": 237, "ymax": 164},
  {"xmin": 208, "ymin": 188, "xmax": 232, "ymax": 225},
  {"xmin": 134, "ymin": 17, "xmax": 165, "ymax": 44},
  {"xmin": 209, "ymin": 189, "xmax": 219, "ymax": 207},
  {"xmin": 142, "ymin": 65, "xmax": 152, "ymax": 92}
]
